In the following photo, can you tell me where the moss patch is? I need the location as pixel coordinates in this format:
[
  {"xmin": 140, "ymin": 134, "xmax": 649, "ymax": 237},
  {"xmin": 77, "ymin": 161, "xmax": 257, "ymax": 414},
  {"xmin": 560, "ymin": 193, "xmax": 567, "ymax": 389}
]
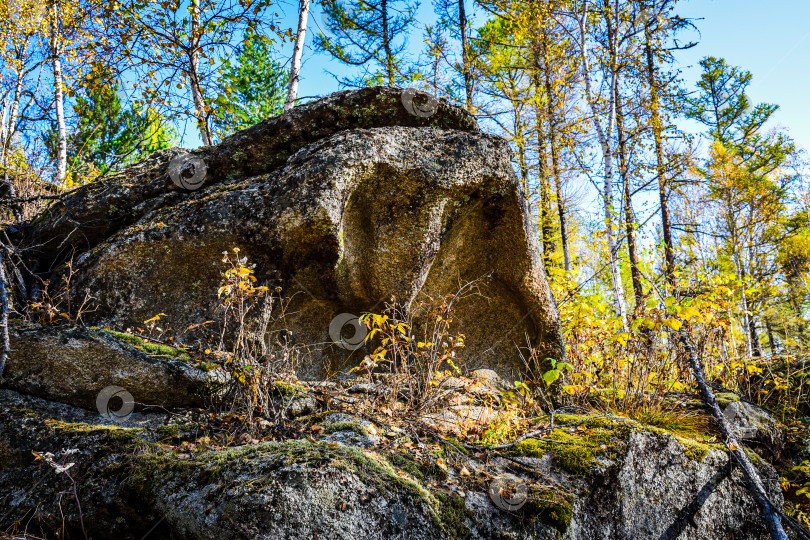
[
  {"xmin": 44, "ymin": 418, "xmax": 144, "ymax": 439},
  {"xmin": 387, "ymin": 452, "xmax": 448, "ymax": 482},
  {"xmin": 512, "ymin": 424, "xmax": 628, "ymax": 475},
  {"xmin": 524, "ymin": 487, "xmax": 574, "ymax": 533},
  {"xmin": 715, "ymin": 392, "xmax": 740, "ymax": 408},
  {"xmin": 675, "ymin": 435, "xmax": 723, "ymax": 462},
  {"xmin": 104, "ymin": 330, "xmax": 192, "ymax": 362},
  {"xmin": 324, "ymin": 421, "xmax": 368, "ymax": 436},
  {"xmin": 272, "ymin": 381, "xmax": 307, "ymax": 398},
  {"xmin": 434, "ymin": 491, "xmax": 470, "ymax": 539}
]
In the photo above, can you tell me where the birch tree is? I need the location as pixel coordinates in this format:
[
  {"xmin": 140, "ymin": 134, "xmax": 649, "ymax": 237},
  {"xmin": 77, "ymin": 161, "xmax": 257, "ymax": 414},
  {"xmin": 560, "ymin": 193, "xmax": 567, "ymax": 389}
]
[
  {"xmin": 284, "ymin": 0, "xmax": 310, "ymax": 111},
  {"xmin": 573, "ymin": 0, "xmax": 629, "ymax": 329},
  {"xmin": 49, "ymin": 1, "xmax": 67, "ymax": 181}
]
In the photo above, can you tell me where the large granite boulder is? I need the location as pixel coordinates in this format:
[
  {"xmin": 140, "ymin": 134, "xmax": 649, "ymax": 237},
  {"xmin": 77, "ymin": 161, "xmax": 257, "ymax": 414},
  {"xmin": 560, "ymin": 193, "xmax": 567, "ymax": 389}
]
[{"xmin": 18, "ymin": 87, "xmax": 564, "ymax": 380}]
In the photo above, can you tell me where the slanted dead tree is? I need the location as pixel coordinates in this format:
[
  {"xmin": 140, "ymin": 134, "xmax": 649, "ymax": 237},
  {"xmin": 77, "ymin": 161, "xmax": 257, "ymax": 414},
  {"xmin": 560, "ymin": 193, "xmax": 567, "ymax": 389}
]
[
  {"xmin": 0, "ymin": 246, "xmax": 9, "ymax": 380},
  {"xmin": 677, "ymin": 328, "xmax": 788, "ymax": 540},
  {"xmin": 639, "ymin": 265, "xmax": 789, "ymax": 540}
]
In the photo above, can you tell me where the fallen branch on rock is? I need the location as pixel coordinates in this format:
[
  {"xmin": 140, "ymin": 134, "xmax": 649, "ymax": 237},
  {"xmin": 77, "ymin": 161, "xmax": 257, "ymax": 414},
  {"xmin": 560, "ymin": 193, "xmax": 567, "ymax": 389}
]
[
  {"xmin": 639, "ymin": 267, "xmax": 791, "ymax": 540},
  {"xmin": 677, "ymin": 327, "xmax": 789, "ymax": 540},
  {"xmin": 0, "ymin": 248, "xmax": 9, "ymax": 380}
]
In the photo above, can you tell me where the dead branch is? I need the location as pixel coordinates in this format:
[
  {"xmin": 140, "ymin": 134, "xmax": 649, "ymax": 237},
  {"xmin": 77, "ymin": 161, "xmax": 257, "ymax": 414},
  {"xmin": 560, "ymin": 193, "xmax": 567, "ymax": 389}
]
[
  {"xmin": 678, "ymin": 328, "xmax": 788, "ymax": 540},
  {"xmin": 0, "ymin": 247, "xmax": 9, "ymax": 380}
]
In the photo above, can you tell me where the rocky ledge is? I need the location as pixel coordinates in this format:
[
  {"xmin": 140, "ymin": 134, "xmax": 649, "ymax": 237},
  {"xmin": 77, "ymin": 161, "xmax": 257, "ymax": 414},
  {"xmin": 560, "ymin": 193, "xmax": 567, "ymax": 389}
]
[{"xmin": 0, "ymin": 377, "xmax": 785, "ymax": 540}]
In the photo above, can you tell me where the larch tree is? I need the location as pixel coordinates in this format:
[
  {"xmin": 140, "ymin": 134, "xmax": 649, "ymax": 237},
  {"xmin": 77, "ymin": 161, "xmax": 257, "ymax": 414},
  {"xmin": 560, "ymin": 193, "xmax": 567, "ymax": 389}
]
[{"xmin": 689, "ymin": 57, "xmax": 797, "ymax": 357}]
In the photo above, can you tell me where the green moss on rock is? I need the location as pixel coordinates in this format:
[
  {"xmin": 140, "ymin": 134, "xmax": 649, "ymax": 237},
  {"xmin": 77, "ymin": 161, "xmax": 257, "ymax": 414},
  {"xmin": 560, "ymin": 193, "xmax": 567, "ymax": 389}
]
[
  {"xmin": 272, "ymin": 381, "xmax": 307, "ymax": 398},
  {"xmin": 512, "ymin": 425, "xmax": 626, "ymax": 475},
  {"xmin": 323, "ymin": 421, "xmax": 368, "ymax": 436},
  {"xmin": 45, "ymin": 418, "xmax": 144, "ymax": 439},
  {"xmin": 104, "ymin": 330, "xmax": 192, "ymax": 362},
  {"xmin": 524, "ymin": 487, "xmax": 574, "ymax": 533},
  {"xmin": 434, "ymin": 491, "xmax": 470, "ymax": 539},
  {"xmin": 715, "ymin": 392, "xmax": 741, "ymax": 408}
]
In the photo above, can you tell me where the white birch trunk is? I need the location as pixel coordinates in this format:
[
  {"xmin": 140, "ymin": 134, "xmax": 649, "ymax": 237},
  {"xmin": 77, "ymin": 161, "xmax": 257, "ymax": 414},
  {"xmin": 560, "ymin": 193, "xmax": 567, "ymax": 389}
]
[
  {"xmin": 577, "ymin": 0, "xmax": 629, "ymax": 330},
  {"xmin": 189, "ymin": 0, "xmax": 212, "ymax": 145},
  {"xmin": 50, "ymin": 5, "xmax": 67, "ymax": 183},
  {"xmin": 284, "ymin": 0, "xmax": 310, "ymax": 112}
]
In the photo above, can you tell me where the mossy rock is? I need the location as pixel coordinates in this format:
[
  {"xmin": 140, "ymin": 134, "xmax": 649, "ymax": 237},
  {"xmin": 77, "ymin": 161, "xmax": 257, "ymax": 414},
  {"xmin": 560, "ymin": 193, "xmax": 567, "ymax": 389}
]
[
  {"xmin": 715, "ymin": 392, "xmax": 741, "ymax": 408},
  {"xmin": 104, "ymin": 330, "xmax": 193, "ymax": 362},
  {"xmin": 4, "ymin": 321, "xmax": 215, "ymax": 410},
  {"xmin": 523, "ymin": 488, "xmax": 574, "ymax": 533},
  {"xmin": 512, "ymin": 424, "xmax": 628, "ymax": 475}
]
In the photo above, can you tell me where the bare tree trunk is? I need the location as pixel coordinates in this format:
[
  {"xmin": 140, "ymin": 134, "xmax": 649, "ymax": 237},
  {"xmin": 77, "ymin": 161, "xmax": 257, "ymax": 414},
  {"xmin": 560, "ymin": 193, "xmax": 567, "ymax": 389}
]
[
  {"xmin": 0, "ymin": 248, "xmax": 9, "ymax": 380},
  {"xmin": 643, "ymin": 4, "xmax": 675, "ymax": 288},
  {"xmin": 541, "ymin": 33, "xmax": 571, "ymax": 271},
  {"xmin": 733, "ymin": 250, "xmax": 754, "ymax": 357},
  {"xmin": 537, "ymin": 111, "xmax": 554, "ymax": 272},
  {"xmin": 284, "ymin": 0, "xmax": 310, "ymax": 112},
  {"xmin": 616, "ymin": 84, "xmax": 644, "ymax": 309},
  {"xmin": 765, "ymin": 318, "xmax": 776, "ymax": 356},
  {"xmin": 514, "ymin": 109, "xmax": 530, "ymax": 198},
  {"xmin": 189, "ymin": 0, "xmax": 212, "ymax": 146},
  {"xmin": 2, "ymin": 66, "xmax": 23, "ymax": 163},
  {"xmin": 1, "ymin": 66, "xmax": 24, "ymax": 223},
  {"xmin": 50, "ymin": 5, "xmax": 67, "ymax": 183},
  {"xmin": 382, "ymin": 0, "xmax": 394, "ymax": 86},
  {"xmin": 746, "ymin": 242, "xmax": 763, "ymax": 357},
  {"xmin": 578, "ymin": 0, "xmax": 628, "ymax": 330},
  {"xmin": 458, "ymin": 0, "xmax": 472, "ymax": 111}
]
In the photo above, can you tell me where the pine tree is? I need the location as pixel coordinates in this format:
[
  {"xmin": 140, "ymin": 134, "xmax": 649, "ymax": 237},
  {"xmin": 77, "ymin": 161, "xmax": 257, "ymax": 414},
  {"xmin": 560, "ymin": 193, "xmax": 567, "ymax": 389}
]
[
  {"xmin": 316, "ymin": 0, "xmax": 419, "ymax": 86},
  {"xmin": 212, "ymin": 32, "xmax": 289, "ymax": 136},
  {"xmin": 50, "ymin": 77, "xmax": 175, "ymax": 183}
]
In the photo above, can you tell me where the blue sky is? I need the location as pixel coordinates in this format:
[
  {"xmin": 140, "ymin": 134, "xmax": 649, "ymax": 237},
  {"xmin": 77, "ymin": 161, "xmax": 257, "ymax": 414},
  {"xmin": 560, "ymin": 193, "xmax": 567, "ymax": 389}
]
[{"xmin": 676, "ymin": 0, "xmax": 810, "ymax": 152}]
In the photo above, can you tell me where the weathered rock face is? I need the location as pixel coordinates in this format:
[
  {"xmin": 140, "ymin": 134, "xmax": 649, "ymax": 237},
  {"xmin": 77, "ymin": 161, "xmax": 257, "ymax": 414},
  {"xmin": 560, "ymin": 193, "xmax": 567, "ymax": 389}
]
[
  {"xmin": 568, "ymin": 430, "xmax": 780, "ymax": 540},
  {"xmin": 3, "ymin": 321, "xmax": 214, "ymax": 410},
  {"xmin": 0, "ymin": 388, "xmax": 783, "ymax": 540},
  {"xmin": 21, "ymin": 87, "xmax": 564, "ymax": 379},
  {"xmin": 722, "ymin": 397, "xmax": 786, "ymax": 458}
]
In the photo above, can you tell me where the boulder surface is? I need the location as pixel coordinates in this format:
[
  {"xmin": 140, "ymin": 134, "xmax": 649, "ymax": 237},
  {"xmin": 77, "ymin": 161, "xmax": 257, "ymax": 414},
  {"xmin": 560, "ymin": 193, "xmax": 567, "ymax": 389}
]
[
  {"xmin": 20, "ymin": 87, "xmax": 564, "ymax": 379},
  {"xmin": 3, "ymin": 321, "xmax": 213, "ymax": 410}
]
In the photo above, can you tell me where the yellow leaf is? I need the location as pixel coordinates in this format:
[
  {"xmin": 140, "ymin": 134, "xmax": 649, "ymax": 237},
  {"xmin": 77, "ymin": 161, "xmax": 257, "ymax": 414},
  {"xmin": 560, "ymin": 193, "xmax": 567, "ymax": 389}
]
[{"xmin": 663, "ymin": 318, "xmax": 682, "ymax": 331}]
